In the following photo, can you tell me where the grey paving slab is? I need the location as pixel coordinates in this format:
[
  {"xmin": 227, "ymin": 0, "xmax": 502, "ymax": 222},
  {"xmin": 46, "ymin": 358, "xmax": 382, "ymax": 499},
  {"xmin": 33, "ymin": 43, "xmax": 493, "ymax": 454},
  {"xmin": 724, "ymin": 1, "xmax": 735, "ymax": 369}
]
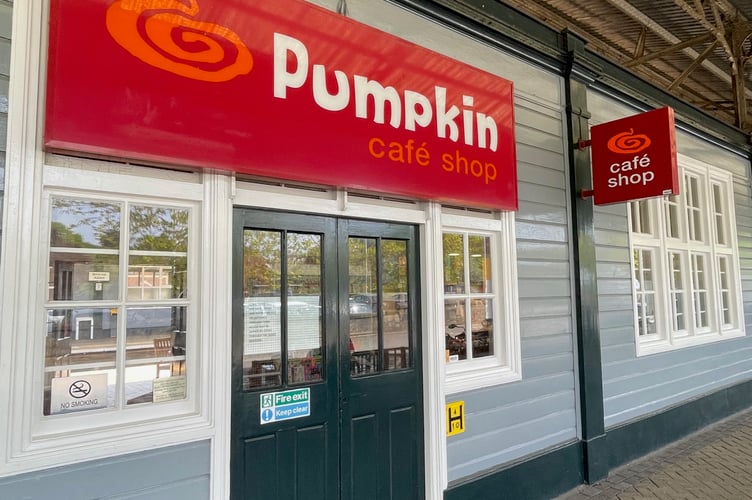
[{"xmin": 557, "ymin": 408, "xmax": 752, "ymax": 500}]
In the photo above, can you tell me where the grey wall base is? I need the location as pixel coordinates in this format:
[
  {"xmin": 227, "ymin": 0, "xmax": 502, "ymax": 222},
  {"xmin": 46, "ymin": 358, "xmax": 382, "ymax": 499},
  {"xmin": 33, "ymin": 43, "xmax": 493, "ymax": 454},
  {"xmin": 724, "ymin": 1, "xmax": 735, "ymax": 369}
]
[
  {"xmin": 0, "ymin": 440, "xmax": 210, "ymax": 500},
  {"xmin": 444, "ymin": 378, "xmax": 752, "ymax": 500}
]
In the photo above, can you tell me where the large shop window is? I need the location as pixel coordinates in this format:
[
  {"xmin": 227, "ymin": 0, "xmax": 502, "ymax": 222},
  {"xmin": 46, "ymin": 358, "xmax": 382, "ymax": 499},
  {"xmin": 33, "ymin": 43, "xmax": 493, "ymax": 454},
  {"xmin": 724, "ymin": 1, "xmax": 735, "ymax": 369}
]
[
  {"xmin": 44, "ymin": 196, "xmax": 193, "ymax": 416},
  {"xmin": 629, "ymin": 161, "xmax": 744, "ymax": 355},
  {"xmin": 441, "ymin": 211, "xmax": 520, "ymax": 393}
]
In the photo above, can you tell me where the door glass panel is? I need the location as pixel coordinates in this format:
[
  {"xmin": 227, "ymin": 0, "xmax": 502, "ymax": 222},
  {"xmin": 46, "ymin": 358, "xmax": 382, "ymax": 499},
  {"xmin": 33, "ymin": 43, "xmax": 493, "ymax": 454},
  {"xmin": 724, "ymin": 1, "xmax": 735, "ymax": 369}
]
[
  {"xmin": 382, "ymin": 239, "xmax": 409, "ymax": 371},
  {"xmin": 287, "ymin": 233, "xmax": 323, "ymax": 384},
  {"xmin": 242, "ymin": 230, "xmax": 282, "ymax": 390},
  {"xmin": 349, "ymin": 237, "xmax": 378, "ymax": 376}
]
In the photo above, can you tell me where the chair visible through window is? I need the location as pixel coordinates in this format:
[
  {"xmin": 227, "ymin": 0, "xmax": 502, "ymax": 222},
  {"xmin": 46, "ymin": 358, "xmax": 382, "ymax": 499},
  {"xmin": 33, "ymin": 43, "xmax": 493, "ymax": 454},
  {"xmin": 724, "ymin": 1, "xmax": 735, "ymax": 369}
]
[{"xmin": 153, "ymin": 337, "xmax": 172, "ymax": 378}]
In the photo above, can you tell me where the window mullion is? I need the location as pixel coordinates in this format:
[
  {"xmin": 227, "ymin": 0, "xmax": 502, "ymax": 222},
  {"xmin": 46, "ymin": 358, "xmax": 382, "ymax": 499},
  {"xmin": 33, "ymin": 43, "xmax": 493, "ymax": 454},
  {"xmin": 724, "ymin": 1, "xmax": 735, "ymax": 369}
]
[{"xmin": 115, "ymin": 200, "xmax": 130, "ymax": 410}]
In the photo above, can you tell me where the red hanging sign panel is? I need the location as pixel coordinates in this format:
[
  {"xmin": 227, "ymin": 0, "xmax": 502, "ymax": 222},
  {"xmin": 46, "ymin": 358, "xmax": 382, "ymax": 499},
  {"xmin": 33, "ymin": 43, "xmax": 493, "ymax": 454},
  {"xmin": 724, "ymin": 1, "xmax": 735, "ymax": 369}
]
[
  {"xmin": 589, "ymin": 107, "xmax": 679, "ymax": 205},
  {"xmin": 45, "ymin": 0, "xmax": 518, "ymax": 210}
]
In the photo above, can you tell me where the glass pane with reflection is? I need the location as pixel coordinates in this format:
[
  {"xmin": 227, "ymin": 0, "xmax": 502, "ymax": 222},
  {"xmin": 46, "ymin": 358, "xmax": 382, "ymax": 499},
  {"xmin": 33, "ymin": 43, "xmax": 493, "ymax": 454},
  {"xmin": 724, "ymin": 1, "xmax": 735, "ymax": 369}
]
[
  {"xmin": 127, "ymin": 256, "xmax": 187, "ymax": 300},
  {"xmin": 48, "ymin": 253, "xmax": 119, "ymax": 301},
  {"xmin": 444, "ymin": 298, "xmax": 466, "ymax": 361},
  {"xmin": 287, "ymin": 233, "xmax": 323, "ymax": 384},
  {"xmin": 443, "ymin": 233, "xmax": 465, "ymax": 293},
  {"xmin": 243, "ymin": 230, "xmax": 282, "ymax": 390},
  {"xmin": 124, "ymin": 305, "xmax": 187, "ymax": 405},
  {"xmin": 470, "ymin": 298, "xmax": 494, "ymax": 358},
  {"xmin": 469, "ymin": 235, "xmax": 491, "ymax": 293},
  {"xmin": 382, "ymin": 239, "xmax": 410, "ymax": 371},
  {"xmin": 129, "ymin": 206, "xmax": 189, "ymax": 253},
  {"xmin": 44, "ymin": 307, "xmax": 118, "ymax": 415},
  {"xmin": 349, "ymin": 237, "xmax": 378, "ymax": 376},
  {"xmin": 51, "ymin": 199, "xmax": 121, "ymax": 250}
]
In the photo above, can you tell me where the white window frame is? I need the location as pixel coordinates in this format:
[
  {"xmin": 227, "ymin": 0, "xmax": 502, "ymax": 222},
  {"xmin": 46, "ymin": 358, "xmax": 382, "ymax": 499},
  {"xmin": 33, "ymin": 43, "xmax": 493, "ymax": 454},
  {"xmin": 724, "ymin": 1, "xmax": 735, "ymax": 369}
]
[
  {"xmin": 440, "ymin": 210, "xmax": 521, "ymax": 394},
  {"xmin": 2, "ymin": 158, "xmax": 220, "ymax": 473},
  {"xmin": 628, "ymin": 156, "xmax": 744, "ymax": 356}
]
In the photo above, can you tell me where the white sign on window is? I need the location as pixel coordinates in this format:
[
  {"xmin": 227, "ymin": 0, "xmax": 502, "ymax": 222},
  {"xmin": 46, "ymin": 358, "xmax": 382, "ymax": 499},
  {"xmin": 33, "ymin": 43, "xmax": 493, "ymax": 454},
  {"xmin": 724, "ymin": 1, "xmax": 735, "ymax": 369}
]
[
  {"xmin": 50, "ymin": 374, "xmax": 108, "ymax": 414},
  {"xmin": 88, "ymin": 271, "xmax": 110, "ymax": 282}
]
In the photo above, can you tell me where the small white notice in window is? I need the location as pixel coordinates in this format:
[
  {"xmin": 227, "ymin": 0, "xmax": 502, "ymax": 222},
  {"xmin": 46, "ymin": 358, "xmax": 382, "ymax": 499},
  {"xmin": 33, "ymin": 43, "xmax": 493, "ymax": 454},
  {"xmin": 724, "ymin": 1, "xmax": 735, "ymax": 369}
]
[
  {"xmin": 153, "ymin": 376, "xmax": 187, "ymax": 403},
  {"xmin": 88, "ymin": 271, "xmax": 110, "ymax": 282}
]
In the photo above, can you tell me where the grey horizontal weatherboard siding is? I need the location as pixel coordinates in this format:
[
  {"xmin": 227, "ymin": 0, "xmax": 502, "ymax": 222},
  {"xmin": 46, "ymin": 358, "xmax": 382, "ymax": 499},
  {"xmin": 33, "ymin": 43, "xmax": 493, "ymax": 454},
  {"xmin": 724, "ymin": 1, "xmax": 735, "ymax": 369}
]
[
  {"xmin": 591, "ymin": 91, "xmax": 752, "ymax": 429},
  {"xmin": 447, "ymin": 85, "xmax": 578, "ymax": 479},
  {"xmin": 0, "ymin": 441, "xmax": 211, "ymax": 500}
]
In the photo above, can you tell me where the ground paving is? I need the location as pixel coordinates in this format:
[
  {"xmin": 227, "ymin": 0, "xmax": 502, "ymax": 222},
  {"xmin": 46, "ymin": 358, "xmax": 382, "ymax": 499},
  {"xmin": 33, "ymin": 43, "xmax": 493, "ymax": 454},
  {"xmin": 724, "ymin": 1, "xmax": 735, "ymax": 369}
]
[{"xmin": 557, "ymin": 408, "xmax": 752, "ymax": 499}]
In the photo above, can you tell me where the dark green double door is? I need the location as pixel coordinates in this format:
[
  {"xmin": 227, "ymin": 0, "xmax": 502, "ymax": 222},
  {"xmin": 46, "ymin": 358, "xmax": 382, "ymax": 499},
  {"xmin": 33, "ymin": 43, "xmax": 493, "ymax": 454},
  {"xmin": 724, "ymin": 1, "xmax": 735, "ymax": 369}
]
[{"xmin": 231, "ymin": 209, "xmax": 424, "ymax": 500}]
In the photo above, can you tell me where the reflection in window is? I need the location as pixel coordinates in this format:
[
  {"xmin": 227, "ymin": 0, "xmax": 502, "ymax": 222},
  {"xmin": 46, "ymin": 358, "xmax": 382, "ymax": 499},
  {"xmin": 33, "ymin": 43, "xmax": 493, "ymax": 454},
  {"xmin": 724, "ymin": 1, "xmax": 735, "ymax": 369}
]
[
  {"xmin": 348, "ymin": 237, "xmax": 411, "ymax": 377},
  {"xmin": 443, "ymin": 232, "xmax": 494, "ymax": 362},
  {"xmin": 633, "ymin": 248, "xmax": 658, "ymax": 337},
  {"xmin": 44, "ymin": 197, "xmax": 192, "ymax": 415},
  {"xmin": 241, "ymin": 230, "xmax": 325, "ymax": 390}
]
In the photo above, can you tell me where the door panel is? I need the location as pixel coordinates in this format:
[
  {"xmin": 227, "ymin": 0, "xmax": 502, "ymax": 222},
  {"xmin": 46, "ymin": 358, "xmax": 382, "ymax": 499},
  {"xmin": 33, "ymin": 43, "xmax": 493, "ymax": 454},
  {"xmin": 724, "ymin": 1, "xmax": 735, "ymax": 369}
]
[{"xmin": 232, "ymin": 210, "xmax": 423, "ymax": 500}]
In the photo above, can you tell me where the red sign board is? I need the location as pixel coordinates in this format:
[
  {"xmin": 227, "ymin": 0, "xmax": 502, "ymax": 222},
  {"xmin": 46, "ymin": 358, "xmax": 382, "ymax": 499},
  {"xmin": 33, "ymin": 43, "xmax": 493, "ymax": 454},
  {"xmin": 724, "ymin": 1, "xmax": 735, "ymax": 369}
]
[
  {"xmin": 589, "ymin": 107, "xmax": 678, "ymax": 205},
  {"xmin": 45, "ymin": 0, "xmax": 518, "ymax": 210}
]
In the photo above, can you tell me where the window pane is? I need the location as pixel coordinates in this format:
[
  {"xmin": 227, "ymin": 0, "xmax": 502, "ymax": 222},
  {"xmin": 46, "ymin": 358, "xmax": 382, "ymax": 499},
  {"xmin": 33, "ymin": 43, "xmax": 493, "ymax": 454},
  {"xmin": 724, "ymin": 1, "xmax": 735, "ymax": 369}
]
[
  {"xmin": 124, "ymin": 306, "xmax": 187, "ymax": 405},
  {"xmin": 630, "ymin": 200, "xmax": 652, "ymax": 234},
  {"xmin": 287, "ymin": 233, "xmax": 323, "ymax": 384},
  {"xmin": 127, "ymin": 256, "xmax": 187, "ymax": 300},
  {"xmin": 691, "ymin": 253, "xmax": 710, "ymax": 329},
  {"xmin": 383, "ymin": 239, "xmax": 409, "ymax": 371},
  {"xmin": 469, "ymin": 235, "xmax": 492, "ymax": 293},
  {"xmin": 664, "ymin": 196, "xmax": 680, "ymax": 238},
  {"xmin": 712, "ymin": 184, "xmax": 726, "ymax": 245},
  {"xmin": 669, "ymin": 252, "xmax": 686, "ymax": 332},
  {"xmin": 470, "ymin": 298, "xmax": 493, "ymax": 358},
  {"xmin": 243, "ymin": 230, "xmax": 282, "ymax": 390},
  {"xmin": 685, "ymin": 175, "xmax": 703, "ymax": 242},
  {"xmin": 633, "ymin": 248, "xmax": 658, "ymax": 337},
  {"xmin": 349, "ymin": 237, "xmax": 378, "ymax": 376},
  {"xmin": 443, "ymin": 233, "xmax": 465, "ymax": 294},
  {"xmin": 51, "ymin": 199, "xmax": 121, "ymax": 250},
  {"xmin": 44, "ymin": 307, "xmax": 118, "ymax": 415},
  {"xmin": 718, "ymin": 256, "xmax": 733, "ymax": 326},
  {"xmin": 125, "ymin": 306, "xmax": 185, "ymax": 360},
  {"xmin": 129, "ymin": 206, "xmax": 189, "ymax": 253},
  {"xmin": 48, "ymin": 253, "xmax": 119, "ymax": 301},
  {"xmin": 445, "ymin": 298, "xmax": 466, "ymax": 361}
]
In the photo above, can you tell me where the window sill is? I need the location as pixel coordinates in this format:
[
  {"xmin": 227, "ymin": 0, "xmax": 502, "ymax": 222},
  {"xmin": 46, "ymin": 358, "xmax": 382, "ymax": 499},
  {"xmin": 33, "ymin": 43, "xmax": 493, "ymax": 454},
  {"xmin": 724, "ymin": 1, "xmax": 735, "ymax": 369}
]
[
  {"xmin": 636, "ymin": 328, "xmax": 745, "ymax": 357},
  {"xmin": 445, "ymin": 363, "xmax": 521, "ymax": 394},
  {"xmin": 3, "ymin": 408, "xmax": 212, "ymax": 476}
]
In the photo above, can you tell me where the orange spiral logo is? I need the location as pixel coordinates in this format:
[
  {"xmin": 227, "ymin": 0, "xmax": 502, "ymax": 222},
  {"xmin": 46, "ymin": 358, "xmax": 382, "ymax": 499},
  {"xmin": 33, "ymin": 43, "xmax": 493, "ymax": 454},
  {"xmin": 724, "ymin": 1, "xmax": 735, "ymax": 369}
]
[
  {"xmin": 607, "ymin": 129, "xmax": 651, "ymax": 154},
  {"xmin": 105, "ymin": 0, "xmax": 253, "ymax": 82}
]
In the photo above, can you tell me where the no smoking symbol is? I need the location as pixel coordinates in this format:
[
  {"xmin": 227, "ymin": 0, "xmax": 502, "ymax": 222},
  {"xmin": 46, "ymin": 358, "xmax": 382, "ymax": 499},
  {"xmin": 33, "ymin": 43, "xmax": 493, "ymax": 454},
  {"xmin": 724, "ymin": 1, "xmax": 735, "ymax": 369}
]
[{"xmin": 69, "ymin": 380, "xmax": 91, "ymax": 399}]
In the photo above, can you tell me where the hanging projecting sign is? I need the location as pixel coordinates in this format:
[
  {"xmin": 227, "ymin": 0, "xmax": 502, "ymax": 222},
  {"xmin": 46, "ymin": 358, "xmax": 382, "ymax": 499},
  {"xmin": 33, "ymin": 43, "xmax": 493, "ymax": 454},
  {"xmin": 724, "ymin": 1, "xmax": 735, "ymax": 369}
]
[
  {"xmin": 589, "ymin": 107, "xmax": 678, "ymax": 205},
  {"xmin": 45, "ymin": 0, "xmax": 518, "ymax": 210}
]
